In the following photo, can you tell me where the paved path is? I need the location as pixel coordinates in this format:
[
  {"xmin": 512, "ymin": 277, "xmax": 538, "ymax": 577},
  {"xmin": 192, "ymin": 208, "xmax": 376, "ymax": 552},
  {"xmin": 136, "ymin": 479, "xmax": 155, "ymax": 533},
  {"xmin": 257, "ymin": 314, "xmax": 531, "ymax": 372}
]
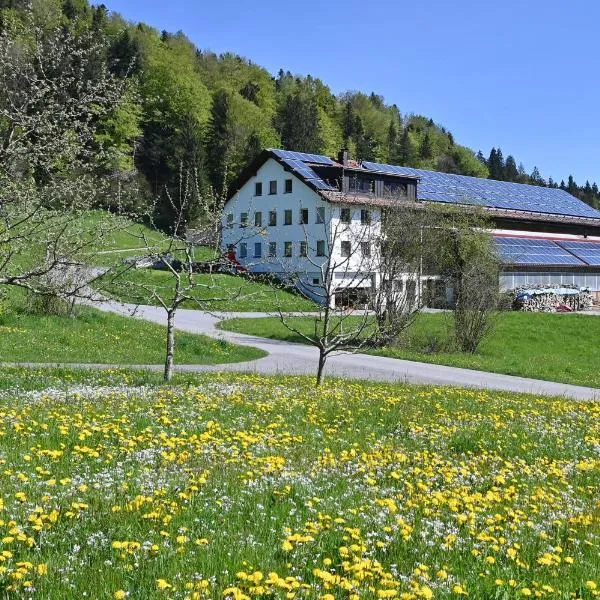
[{"xmin": 75, "ymin": 301, "xmax": 599, "ymax": 401}]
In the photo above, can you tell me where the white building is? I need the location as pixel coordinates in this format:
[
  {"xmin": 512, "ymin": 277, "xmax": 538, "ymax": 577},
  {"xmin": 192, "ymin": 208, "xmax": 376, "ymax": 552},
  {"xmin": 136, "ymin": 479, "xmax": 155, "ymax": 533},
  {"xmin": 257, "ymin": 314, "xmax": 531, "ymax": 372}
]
[{"xmin": 222, "ymin": 148, "xmax": 600, "ymax": 306}]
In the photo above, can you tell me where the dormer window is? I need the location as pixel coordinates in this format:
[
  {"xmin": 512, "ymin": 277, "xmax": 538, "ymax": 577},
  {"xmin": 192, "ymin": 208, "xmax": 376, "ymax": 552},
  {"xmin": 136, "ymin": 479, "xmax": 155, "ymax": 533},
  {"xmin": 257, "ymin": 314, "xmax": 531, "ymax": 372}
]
[
  {"xmin": 383, "ymin": 181, "xmax": 408, "ymax": 198},
  {"xmin": 349, "ymin": 177, "xmax": 375, "ymax": 194}
]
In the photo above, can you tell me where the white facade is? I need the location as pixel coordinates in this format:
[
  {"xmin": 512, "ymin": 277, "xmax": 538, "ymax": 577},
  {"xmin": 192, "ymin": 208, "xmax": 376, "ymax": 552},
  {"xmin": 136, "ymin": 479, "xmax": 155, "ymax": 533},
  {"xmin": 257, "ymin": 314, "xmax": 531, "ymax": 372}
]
[{"xmin": 222, "ymin": 158, "xmax": 382, "ymax": 304}]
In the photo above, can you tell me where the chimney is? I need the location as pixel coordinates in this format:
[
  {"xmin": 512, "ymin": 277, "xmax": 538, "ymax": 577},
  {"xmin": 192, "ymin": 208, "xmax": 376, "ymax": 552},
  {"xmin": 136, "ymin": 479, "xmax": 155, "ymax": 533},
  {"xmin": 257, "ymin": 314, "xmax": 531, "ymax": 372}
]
[{"xmin": 337, "ymin": 148, "xmax": 348, "ymax": 166}]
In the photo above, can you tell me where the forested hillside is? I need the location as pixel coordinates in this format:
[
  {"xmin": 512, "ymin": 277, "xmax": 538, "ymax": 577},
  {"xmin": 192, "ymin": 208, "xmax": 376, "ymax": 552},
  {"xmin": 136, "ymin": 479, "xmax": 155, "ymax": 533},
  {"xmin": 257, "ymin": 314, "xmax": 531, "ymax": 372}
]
[{"xmin": 1, "ymin": 0, "xmax": 598, "ymax": 225}]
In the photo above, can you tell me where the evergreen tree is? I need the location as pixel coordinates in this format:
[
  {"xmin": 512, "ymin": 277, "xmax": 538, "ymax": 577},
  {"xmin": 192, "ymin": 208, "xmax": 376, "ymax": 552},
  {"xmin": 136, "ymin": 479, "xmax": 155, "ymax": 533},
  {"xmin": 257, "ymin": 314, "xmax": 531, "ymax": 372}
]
[
  {"xmin": 397, "ymin": 127, "xmax": 416, "ymax": 166},
  {"xmin": 244, "ymin": 131, "xmax": 263, "ymax": 165},
  {"xmin": 530, "ymin": 166, "xmax": 545, "ymax": 186},
  {"xmin": 419, "ymin": 131, "xmax": 433, "ymax": 160},
  {"xmin": 567, "ymin": 175, "xmax": 577, "ymax": 195},
  {"xmin": 108, "ymin": 29, "xmax": 141, "ymax": 76},
  {"xmin": 476, "ymin": 150, "xmax": 486, "ymax": 166},
  {"xmin": 583, "ymin": 180, "xmax": 594, "ymax": 206},
  {"xmin": 207, "ymin": 89, "xmax": 234, "ymax": 194},
  {"xmin": 386, "ymin": 118, "xmax": 398, "ymax": 163},
  {"xmin": 342, "ymin": 101, "xmax": 355, "ymax": 143},
  {"xmin": 278, "ymin": 89, "xmax": 322, "ymax": 153},
  {"xmin": 505, "ymin": 155, "xmax": 518, "ymax": 182}
]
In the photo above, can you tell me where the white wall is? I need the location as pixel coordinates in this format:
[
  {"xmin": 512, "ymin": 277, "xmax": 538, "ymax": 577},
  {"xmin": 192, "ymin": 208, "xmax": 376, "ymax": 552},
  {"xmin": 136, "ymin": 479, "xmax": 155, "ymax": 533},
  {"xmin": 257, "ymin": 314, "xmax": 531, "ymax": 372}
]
[{"xmin": 222, "ymin": 158, "xmax": 381, "ymax": 292}]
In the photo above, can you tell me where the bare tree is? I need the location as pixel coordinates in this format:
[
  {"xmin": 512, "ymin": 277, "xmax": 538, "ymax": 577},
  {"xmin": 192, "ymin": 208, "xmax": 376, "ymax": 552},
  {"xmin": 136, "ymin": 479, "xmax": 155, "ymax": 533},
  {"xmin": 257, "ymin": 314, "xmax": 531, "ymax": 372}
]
[
  {"xmin": 372, "ymin": 200, "xmax": 436, "ymax": 345},
  {"xmin": 0, "ymin": 19, "xmax": 133, "ymax": 299},
  {"xmin": 266, "ymin": 199, "xmax": 382, "ymax": 386},
  {"xmin": 433, "ymin": 207, "xmax": 500, "ymax": 353},
  {"xmin": 104, "ymin": 167, "xmax": 256, "ymax": 381}
]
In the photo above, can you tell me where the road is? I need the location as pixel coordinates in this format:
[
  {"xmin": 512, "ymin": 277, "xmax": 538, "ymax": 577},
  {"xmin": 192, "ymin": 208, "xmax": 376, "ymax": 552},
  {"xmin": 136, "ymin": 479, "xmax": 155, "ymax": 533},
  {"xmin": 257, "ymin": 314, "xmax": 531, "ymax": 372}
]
[{"xmin": 85, "ymin": 301, "xmax": 599, "ymax": 401}]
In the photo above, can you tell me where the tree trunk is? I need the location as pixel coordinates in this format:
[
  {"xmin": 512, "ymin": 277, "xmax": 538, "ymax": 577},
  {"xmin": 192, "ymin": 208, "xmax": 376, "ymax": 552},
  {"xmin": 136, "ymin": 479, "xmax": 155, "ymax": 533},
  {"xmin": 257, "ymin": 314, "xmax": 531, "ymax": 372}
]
[
  {"xmin": 316, "ymin": 349, "xmax": 327, "ymax": 387},
  {"xmin": 164, "ymin": 309, "xmax": 176, "ymax": 381}
]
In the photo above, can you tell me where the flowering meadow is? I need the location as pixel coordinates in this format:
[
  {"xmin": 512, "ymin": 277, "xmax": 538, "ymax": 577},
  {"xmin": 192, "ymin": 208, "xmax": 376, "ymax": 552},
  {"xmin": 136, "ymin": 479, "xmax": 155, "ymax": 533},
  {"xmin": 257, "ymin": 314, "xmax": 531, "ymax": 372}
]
[{"xmin": 0, "ymin": 372, "xmax": 598, "ymax": 599}]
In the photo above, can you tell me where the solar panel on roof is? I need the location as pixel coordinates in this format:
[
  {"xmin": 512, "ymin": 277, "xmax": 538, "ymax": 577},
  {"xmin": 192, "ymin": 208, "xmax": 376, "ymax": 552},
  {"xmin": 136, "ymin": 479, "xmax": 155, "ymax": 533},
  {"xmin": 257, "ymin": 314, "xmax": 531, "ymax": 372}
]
[
  {"xmin": 270, "ymin": 148, "xmax": 335, "ymax": 165},
  {"xmin": 555, "ymin": 241, "xmax": 600, "ymax": 266},
  {"xmin": 493, "ymin": 236, "xmax": 586, "ymax": 266},
  {"xmin": 280, "ymin": 158, "xmax": 337, "ymax": 191},
  {"xmin": 361, "ymin": 161, "xmax": 600, "ymax": 220}
]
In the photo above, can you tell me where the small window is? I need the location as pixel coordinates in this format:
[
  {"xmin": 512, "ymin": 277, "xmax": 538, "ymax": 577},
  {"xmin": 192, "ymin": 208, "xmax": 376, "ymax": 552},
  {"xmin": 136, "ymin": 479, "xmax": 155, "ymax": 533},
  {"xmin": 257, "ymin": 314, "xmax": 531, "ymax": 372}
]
[
  {"xmin": 269, "ymin": 210, "xmax": 277, "ymax": 226},
  {"xmin": 239, "ymin": 243, "xmax": 247, "ymax": 258},
  {"xmin": 299, "ymin": 241, "xmax": 308, "ymax": 257},
  {"xmin": 269, "ymin": 180, "xmax": 277, "ymax": 195},
  {"xmin": 361, "ymin": 209, "xmax": 371, "ymax": 225},
  {"xmin": 361, "ymin": 241, "xmax": 371, "ymax": 257},
  {"xmin": 255, "ymin": 182, "xmax": 262, "ymax": 196},
  {"xmin": 268, "ymin": 241, "xmax": 277, "ymax": 257},
  {"xmin": 341, "ymin": 241, "xmax": 351, "ymax": 257},
  {"xmin": 240, "ymin": 212, "xmax": 248, "ymax": 228},
  {"xmin": 226, "ymin": 213, "xmax": 234, "ymax": 229},
  {"xmin": 316, "ymin": 240, "xmax": 326, "ymax": 257},
  {"xmin": 341, "ymin": 208, "xmax": 351, "ymax": 224},
  {"xmin": 284, "ymin": 241, "xmax": 292, "ymax": 257},
  {"xmin": 316, "ymin": 207, "xmax": 325, "ymax": 224},
  {"xmin": 299, "ymin": 208, "xmax": 309, "ymax": 225},
  {"xmin": 312, "ymin": 277, "xmax": 320, "ymax": 285},
  {"xmin": 254, "ymin": 242, "xmax": 262, "ymax": 258},
  {"xmin": 284, "ymin": 209, "xmax": 292, "ymax": 225},
  {"xmin": 284, "ymin": 179, "xmax": 293, "ymax": 194},
  {"xmin": 254, "ymin": 211, "xmax": 262, "ymax": 227}
]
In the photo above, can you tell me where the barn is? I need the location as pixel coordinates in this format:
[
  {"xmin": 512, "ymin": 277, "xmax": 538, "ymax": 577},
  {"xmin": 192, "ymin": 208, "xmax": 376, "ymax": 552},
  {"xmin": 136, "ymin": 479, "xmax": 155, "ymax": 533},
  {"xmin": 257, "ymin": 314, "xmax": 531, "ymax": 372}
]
[{"xmin": 222, "ymin": 148, "xmax": 600, "ymax": 305}]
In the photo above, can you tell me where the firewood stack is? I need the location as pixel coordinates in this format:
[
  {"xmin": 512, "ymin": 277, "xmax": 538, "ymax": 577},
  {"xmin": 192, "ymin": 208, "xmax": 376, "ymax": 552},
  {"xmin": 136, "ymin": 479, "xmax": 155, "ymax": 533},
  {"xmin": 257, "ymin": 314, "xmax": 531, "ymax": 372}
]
[{"xmin": 511, "ymin": 285, "xmax": 593, "ymax": 312}]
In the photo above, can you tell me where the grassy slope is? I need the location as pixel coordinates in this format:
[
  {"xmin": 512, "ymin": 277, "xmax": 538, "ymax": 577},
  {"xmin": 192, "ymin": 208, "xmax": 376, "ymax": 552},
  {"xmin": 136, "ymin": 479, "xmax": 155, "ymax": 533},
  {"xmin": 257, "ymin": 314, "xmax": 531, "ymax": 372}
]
[
  {"xmin": 0, "ymin": 372, "xmax": 596, "ymax": 597},
  {"xmin": 104, "ymin": 268, "xmax": 317, "ymax": 312},
  {"xmin": 0, "ymin": 300, "xmax": 264, "ymax": 365},
  {"xmin": 79, "ymin": 211, "xmax": 315, "ymax": 312},
  {"xmin": 219, "ymin": 311, "xmax": 600, "ymax": 388}
]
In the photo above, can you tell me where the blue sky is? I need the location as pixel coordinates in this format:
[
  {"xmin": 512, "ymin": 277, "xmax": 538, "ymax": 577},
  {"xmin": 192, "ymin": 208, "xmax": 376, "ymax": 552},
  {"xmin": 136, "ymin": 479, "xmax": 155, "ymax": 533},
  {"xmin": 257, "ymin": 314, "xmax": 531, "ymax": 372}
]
[{"xmin": 104, "ymin": 0, "xmax": 598, "ymax": 185}]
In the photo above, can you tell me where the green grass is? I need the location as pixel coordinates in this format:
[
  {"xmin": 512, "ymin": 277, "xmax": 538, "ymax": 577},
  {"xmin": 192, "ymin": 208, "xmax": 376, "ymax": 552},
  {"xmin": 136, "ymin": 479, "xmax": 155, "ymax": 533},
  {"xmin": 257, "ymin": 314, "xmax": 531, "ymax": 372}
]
[
  {"xmin": 103, "ymin": 267, "xmax": 318, "ymax": 312},
  {"xmin": 0, "ymin": 293, "xmax": 264, "ymax": 365},
  {"xmin": 0, "ymin": 371, "xmax": 597, "ymax": 598},
  {"xmin": 219, "ymin": 311, "xmax": 600, "ymax": 388}
]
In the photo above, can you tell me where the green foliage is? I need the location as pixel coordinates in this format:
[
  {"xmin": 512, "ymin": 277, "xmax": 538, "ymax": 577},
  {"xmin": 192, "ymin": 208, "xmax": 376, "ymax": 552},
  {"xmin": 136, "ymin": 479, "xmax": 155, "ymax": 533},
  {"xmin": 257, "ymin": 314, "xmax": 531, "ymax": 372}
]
[
  {"xmin": 4, "ymin": 0, "xmax": 595, "ymax": 235},
  {"xmin": 220, "ymin": 311, "xmax": 600, "ymax": 388},
  {"xmin": 0, "ymin": 290, "xmax": 264, "ymax": 364}
]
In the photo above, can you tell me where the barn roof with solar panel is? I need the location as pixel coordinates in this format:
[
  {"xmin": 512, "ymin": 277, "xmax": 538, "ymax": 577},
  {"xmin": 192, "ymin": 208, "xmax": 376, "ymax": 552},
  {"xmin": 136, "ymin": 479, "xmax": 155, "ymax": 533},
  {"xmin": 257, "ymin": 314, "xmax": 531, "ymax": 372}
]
[
  {"xmin": 229, "ymin": 148, "xmax": 600, "ymax": 229},
  {"xmin": 223, "ymin": 147, "xmax": 600, "ymax": 298}
]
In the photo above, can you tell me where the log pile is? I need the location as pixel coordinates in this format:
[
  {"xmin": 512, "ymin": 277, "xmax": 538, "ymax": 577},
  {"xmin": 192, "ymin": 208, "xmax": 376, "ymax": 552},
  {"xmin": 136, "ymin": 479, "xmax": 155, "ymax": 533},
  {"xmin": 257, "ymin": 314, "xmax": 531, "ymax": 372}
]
[{"xmin": 511, "ymin": 285, "xmax": 593, "ymax": 312}]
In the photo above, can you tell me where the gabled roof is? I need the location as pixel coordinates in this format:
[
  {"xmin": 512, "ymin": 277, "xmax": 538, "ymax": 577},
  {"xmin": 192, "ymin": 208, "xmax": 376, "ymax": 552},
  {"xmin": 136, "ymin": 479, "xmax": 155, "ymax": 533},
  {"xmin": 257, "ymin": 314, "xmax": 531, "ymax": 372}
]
[{"xmin": 228, "ymin": 148, "xmax": 600, "ymax": 225}]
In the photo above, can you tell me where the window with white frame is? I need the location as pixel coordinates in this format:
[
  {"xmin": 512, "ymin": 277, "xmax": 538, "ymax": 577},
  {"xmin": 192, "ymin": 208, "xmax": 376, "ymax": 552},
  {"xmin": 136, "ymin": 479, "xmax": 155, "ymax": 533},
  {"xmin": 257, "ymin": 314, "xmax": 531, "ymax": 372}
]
[
  {"xmin": 284, "ymin": 241, "xmax": 292, "ymax": 257},
  {"xmin": 268, "ymin": 241, "xmax": 277, "ymax": 257},
  {"xmin": 341, "ymin": 241, "xmax": 351, "ymax": 257},
  {"xmin": 254, "ymin": 242, "xmax": 262, "ymax": 258}
]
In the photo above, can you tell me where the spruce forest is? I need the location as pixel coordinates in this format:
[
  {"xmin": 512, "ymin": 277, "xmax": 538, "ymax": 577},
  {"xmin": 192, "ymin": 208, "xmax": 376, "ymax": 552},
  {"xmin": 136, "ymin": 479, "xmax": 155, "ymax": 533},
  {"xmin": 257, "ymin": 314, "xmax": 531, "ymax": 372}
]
[{"xmin": 2, "ymin": 0, "xmax": 599, "ymax": 230}]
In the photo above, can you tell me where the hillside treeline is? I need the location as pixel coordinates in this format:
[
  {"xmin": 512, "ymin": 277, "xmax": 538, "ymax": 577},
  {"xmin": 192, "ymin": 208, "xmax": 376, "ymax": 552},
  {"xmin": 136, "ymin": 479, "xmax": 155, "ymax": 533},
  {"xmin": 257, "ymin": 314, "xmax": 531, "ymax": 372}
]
[{"xmin": 1, "ymin": 0, "xmax": 598, "ymax": 227}]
